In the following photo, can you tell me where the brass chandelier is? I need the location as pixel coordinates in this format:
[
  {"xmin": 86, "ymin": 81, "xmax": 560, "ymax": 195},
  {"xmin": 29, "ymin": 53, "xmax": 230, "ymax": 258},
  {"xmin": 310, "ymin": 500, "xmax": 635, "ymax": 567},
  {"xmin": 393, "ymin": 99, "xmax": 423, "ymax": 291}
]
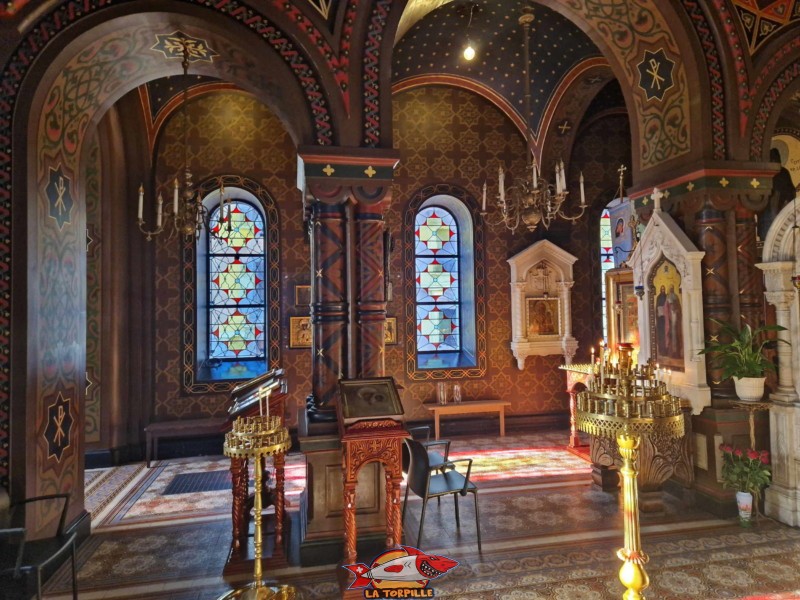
[
  {"xmin": 491, "ymin": 7, "xmax": 586, "ymax": 232},
  {"xmin": 137, "ymin": 42, "xmax": 230, "ymax": 240}
]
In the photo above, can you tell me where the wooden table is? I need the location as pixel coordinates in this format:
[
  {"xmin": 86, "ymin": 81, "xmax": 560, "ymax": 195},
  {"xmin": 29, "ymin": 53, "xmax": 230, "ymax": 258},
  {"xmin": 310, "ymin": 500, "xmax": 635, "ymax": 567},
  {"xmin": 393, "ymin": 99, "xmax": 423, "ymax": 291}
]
[{"xmin": 425, "ymin": 400, "xmax": 511, "ymax": 439}]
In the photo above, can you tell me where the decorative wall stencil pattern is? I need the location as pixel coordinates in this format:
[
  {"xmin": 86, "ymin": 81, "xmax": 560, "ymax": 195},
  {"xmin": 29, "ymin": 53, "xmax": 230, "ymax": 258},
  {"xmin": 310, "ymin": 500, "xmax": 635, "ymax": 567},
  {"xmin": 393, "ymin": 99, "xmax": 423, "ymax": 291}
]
[
  {"xmin": 637, "ymin": 49, "xmax": 675, "ymax": 102},
  {"xmin": 539, "ymin": 63, "xmax": 614, "ymax": 171},
  {"xmin": 750, "ymin": 41, "xmax": 800, "ymax": 158},
  {"xmin": 680, "ymin": 0, "xmax": 726, "ymax": 160},
  {"xmin": 362, "ymin": 0, "xmax": 392, "ymax": 146},
  {"xmin": 732, "ymin": 0, "xmax": 800, "ymax": 53},
  {"xmin": 565, "ymin": 0, "xmax": 691, "ymax": 167},
  {"xmin": 151, "ymin": 31, "xmax": 218, "ymax": 62},
  {"xmin": 146, "ymin": 75, "xmax": 220, "ymax": 123},
  {"xmin": 45, "ymin": 166, "xmax": 75, "ymax": 230},
  {"xmin": 154, "ymin": 92, "xmax": 305, "ymax": 423},
  {"xmin": 386, "ymin": 87, "xmax": 632, "ymax": 420},
  {"xmin": 566, "ymin": 113, "xmax": 632, "ymax": 368},
  {"xmin": 45, "ymin": 392, "xmax": 74, "ymax": 463},
  {"xmin": 307, "ymin": 0, "xmax": 337, "ymax": 20},
  {"xmin": 85, "ymin": 138, "xmax": 102, "ymax": 444}
]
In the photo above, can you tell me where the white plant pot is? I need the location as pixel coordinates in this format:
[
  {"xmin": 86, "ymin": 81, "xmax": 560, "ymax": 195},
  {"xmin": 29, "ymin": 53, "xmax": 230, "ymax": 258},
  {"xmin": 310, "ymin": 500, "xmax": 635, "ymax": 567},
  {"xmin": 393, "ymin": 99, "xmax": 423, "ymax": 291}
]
[{"xmin": 733, "ymin": 377, "xmax": 766, "ymax": 403}]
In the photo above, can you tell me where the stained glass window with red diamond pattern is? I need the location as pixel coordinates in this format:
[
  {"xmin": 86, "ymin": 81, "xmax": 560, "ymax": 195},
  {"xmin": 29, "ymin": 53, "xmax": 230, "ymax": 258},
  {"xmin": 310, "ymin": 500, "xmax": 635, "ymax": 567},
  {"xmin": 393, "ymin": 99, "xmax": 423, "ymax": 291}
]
[
  {"xmin": 415, "ymin": 206, "xmax": 460, "ymax": 352},
  {"xmin": 208, "ymin": 201, "xmax": 266, "ymax": 359}
]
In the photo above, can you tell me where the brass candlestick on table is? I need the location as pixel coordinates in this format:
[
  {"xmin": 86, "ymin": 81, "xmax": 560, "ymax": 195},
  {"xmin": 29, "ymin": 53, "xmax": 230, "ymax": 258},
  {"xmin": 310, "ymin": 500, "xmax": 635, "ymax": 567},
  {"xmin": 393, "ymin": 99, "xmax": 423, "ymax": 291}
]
[
  {"xmin": 572, "ymin": 343, "xmax": 685, "ymax": 600},
  {"xmin": 218, "ymin": 406, "xmax": 294, "ymax": 600}
]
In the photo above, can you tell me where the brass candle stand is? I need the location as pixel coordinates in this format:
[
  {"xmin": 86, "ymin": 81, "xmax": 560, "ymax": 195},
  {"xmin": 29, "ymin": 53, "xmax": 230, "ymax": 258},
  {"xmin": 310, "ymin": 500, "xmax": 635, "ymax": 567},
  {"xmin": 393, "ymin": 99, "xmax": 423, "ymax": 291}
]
[
  {"xmin": 573, "ymin": 344, "xmax": 684, "ymax": 600},
  {"xmin": 219, "ymin": 412, "xmax": 294, "ymax": 600}
]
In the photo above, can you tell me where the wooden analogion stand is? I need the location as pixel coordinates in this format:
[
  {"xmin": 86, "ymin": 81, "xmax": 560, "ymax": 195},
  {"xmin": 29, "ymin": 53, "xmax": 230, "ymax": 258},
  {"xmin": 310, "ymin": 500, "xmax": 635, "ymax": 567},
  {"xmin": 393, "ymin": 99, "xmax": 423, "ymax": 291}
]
[{"xmin": 336, "ymin": 378, "xmax": 407, "ymax": 595}]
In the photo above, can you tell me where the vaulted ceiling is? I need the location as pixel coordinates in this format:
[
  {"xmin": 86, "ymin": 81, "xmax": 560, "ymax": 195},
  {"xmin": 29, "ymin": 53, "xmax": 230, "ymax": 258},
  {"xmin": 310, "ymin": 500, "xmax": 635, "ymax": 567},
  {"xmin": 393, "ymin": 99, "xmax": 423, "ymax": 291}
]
[{"xmin": 392, "ymin": 0, "xmax": 604, "ymax": 135}]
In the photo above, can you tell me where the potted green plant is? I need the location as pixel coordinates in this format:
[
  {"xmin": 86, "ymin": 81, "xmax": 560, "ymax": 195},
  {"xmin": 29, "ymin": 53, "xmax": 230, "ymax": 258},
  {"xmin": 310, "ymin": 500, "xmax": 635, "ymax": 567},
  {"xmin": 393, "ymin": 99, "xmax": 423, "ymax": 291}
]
[
  {"xmin": 718, "ymin": 444, "xmax": 771, "ymax": 526},
  {"xmin": 699, "ymin": 319, "xmax": 787, "ymax": 402}
]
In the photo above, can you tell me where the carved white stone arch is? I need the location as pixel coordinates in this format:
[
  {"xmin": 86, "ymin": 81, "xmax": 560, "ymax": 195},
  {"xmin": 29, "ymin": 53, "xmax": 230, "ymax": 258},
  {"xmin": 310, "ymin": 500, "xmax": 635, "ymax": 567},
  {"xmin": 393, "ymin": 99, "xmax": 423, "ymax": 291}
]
[
  {"xmin": 629, "ymin": 197, "xmax": 710, "ymax": 414},
  {"xmin": 757, "ymin": 196, "xmax": 800, "ymax": 526},
  {"xmin": 507, "ymin": 240, "xmax": 578, "ymax": 369}
]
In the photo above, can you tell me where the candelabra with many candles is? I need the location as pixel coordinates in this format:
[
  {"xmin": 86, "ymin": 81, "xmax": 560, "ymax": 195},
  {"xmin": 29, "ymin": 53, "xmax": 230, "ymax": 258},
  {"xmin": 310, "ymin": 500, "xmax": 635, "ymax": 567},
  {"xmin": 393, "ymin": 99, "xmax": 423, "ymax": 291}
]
[
  {"xmin": 218, "ymin": 400, "xmax": 294, "ymax": 600},
  {"xmin": 570, "ymin": 343, "xmax": 684, "ymax": 600}
]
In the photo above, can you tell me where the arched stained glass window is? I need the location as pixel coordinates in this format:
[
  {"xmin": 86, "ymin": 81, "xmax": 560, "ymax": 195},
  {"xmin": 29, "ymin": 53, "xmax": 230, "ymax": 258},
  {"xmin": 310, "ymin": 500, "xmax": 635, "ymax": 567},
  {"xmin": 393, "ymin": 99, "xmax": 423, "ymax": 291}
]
[
  {"xmin": 599, "ymin": 207, "xmax": 614, "ymax": 342},
  {"xmin": 208, "ymin": 201, "xmax": 266, "ymax": 360},
  {"xmin": 415, "ymin": 206, "xmax": 461, "ymax": 354}
]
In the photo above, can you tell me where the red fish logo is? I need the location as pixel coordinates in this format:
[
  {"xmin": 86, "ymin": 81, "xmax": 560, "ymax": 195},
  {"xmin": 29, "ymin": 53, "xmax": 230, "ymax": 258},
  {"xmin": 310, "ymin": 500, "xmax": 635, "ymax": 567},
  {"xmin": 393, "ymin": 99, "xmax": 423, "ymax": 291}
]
[{"xmin": 343, "ymin": 545, "xmax": 458, "ymax": 591}]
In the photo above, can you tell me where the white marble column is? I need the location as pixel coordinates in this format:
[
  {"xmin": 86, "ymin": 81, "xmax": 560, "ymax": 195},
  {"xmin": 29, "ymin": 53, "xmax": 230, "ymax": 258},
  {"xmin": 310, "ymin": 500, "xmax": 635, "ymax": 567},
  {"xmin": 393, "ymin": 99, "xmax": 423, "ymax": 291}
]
[
  {"xmin": 764, "ymin": 290, "xmax": 798, "ymax": 403},
  {"xmin": 510, "ymin": 281, "xmax": 527, "ymax": 343},
  {"xmin": 558, "ymin": 281, "xmax": 577, "ymax": 364},
  {"xmin": 757, "ymin": 262, "xmax": 798, "ymax": 404},
  {"xmin": 757, "ymin": 261, "xmax": 800, "ymax": 525}
]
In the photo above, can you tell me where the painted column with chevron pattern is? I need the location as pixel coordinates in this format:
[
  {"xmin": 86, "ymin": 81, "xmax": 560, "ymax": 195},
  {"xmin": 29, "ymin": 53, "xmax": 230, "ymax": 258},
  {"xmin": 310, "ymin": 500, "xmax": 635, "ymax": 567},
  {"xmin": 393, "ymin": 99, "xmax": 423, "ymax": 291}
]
[
  {"xmin": 355, "ymin": 202, "xmax": 388, "ymax": 378},
  {"xmin": 309, "ymin": 200, "xmax": 348, "ymax": 421},
  {"xmin": 694, "ymin": 201, "xmax": 735, "ymax": 403}
]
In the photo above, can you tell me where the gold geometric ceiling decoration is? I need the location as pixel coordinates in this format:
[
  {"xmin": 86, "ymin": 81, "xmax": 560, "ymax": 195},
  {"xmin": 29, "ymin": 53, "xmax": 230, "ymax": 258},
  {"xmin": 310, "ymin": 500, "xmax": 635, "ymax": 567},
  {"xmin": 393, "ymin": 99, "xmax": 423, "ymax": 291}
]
[
  {"xmin": 731, "ymin": 0, "xmax": 800, "ymax": 53},
  {"xmin": 307, "ymin": 0, "xmax": 334, "ymax": 20}
]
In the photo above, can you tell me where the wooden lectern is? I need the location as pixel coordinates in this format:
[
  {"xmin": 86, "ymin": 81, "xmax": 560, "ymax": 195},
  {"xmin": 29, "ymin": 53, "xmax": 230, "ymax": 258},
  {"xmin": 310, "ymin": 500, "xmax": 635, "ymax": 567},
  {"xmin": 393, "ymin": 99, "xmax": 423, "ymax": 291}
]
[{"xmin": 336, "ymin": 377, "xmax": 407, "ymax": 593}]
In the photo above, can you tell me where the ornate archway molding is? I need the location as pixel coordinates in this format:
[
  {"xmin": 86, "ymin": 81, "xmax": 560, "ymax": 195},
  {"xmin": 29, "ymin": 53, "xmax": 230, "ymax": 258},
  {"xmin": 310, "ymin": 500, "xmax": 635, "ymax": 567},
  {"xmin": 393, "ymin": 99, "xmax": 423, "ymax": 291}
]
[{"xmin": 758, "ymin": 197, "xmax": 800, "ymax": 526}]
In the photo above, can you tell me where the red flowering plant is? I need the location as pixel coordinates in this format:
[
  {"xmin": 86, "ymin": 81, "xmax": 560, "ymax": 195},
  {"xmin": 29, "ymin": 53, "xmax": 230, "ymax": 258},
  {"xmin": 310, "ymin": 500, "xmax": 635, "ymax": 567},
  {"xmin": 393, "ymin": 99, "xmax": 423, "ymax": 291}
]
[{"xmin": 719, "ymin": 444, "xmax": 772, "ymax": 500}]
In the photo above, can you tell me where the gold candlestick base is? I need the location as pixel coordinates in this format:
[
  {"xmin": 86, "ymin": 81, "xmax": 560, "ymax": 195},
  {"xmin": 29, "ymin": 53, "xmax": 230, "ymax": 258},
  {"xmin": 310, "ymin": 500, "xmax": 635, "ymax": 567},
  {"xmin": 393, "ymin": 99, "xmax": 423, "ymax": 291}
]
[
  {"xmin": 217, "ymin": 582, "xmax": 296, "ymax": 600},
  {"xmin": 569, "ymin": 344, "xmax": 685, "ymax": 600},
  {"xmin": 220, "ymin": 414, "xmax": 295, "ymax": 600}
]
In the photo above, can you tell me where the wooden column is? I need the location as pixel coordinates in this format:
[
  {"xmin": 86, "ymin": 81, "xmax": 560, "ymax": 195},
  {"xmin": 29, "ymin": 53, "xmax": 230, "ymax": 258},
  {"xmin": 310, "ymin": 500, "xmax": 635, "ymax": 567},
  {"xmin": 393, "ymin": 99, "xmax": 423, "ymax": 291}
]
[
  {"xmin": 694, "ymin": 201, "xmax": 735, "ymax": 403},
  {"xmin": 298, "ymin": 149, "xmax": 399, "ymax": 422},
  {"xmin": 355, "ymin": 202, "xmax": 389, "ymax": 378},
  {"xmin": 308, "ymin": 200, "xmax": 348, "ymax": 421},
  {"xmin": 734, "ymin": 205, "xmax": 764, "ymax": 329}
]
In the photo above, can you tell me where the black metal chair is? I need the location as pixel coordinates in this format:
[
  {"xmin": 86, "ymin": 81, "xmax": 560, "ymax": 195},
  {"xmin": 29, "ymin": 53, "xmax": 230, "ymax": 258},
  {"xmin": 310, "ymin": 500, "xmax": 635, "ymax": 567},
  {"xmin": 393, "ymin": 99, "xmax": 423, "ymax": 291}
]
[
  {"xmin": 405, "ymin": 425, "xmax": 451, "ymax": 472},
  {"xmin": 0, "ymin": 493, "xmax": 78, "ymax": 600},
  {"xmin": 402, "ymin": 437, "xmax": 481, "ymax": 553}
]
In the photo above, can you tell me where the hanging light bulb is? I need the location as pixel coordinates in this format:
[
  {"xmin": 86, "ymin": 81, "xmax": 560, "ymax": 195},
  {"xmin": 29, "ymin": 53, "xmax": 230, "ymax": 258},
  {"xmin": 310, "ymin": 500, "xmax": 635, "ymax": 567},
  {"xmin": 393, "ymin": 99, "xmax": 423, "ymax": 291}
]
[
  {"xmin": 463, "ymin": 40, "xmax": 476, "ymax": 61},
  {"xmin": 462, "ymin": 3, "xmax": 477, "ymax": 62}
]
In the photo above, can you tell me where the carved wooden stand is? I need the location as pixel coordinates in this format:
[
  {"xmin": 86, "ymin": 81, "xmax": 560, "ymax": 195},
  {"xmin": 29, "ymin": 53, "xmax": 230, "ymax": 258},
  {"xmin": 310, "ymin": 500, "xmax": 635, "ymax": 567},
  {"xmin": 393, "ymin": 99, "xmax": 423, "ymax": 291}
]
[
  {"xmin": 339, "ymin": 419, "xmax": 407, "ymax": 598},
  {"xmin": 226, "ymin": 393, "xmax": 288, "ymax": 576}
]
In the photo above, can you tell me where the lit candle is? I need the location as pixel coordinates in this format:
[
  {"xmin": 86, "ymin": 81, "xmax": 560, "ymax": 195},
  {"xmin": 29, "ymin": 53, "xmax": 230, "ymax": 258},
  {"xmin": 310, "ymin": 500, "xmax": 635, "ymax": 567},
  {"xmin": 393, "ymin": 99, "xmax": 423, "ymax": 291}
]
[
  {"xmin": 591, "ymin": 346, "xmax": 595, "ymax": 363},
  {"xmin": 481, "ymin": 181, "xmax": 487, "ymax": 212},
  {"xmin": 579, "ymin": 172, "xmax": 586, "ymax": 206},
  {"xmin": 555, "ymin": 163, "xmax": 561, "ymax": 194},
  {"xmin": 156, "ymin": 193, "xmax": 163, "ymax": 228},
  {"xmin": 220, "ymin": 183, "xmax": 227, "ymax": 224},
  {"xmin": 560, "ymin": 160, "xmax": 567, "ymax": 191},
  {"xmin": 498, "ymin": 166, "xmax": 505, "ymax": 203},
  {"xmin": 138, "ymin": 184, "xmax": 144, "ymax": 221},
  {"xmin": 173, "ymin": 178, "xmax": 179, "ymax": 215}
]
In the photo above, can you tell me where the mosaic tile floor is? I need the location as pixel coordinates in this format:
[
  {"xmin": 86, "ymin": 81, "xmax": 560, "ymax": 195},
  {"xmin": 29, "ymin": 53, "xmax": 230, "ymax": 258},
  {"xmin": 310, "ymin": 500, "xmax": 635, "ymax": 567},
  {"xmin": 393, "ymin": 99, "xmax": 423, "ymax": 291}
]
[{"xmin": 43, "ymin": 431, "xmax": 800, "ymax": 599}]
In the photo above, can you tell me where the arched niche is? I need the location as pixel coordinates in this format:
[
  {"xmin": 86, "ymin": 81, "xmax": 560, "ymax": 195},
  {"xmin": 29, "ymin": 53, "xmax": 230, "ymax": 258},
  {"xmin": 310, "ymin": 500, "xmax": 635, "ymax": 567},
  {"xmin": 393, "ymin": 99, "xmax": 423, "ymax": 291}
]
[
  {"xmin": 629, "ymin": 199, "xmax": 710, "ymax": 414},
  {"xmin": 757, "ymin": 195, "xmax": 800, "ymax": 526},
  {"xmin": 507, "ymin": 240, "xmax": 578, "ymax": 370}
]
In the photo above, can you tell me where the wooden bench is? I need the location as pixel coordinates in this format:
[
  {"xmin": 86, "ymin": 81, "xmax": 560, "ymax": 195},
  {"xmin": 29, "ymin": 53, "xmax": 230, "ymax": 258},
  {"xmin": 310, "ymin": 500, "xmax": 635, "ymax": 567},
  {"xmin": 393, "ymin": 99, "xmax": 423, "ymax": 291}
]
[
  {"xmin": 425, "ymin": 400, "xmax": 511, "ymax": 440},
  {"xmin": 144, "ymin": 417, "xmax": 227, "ymax": 467}
]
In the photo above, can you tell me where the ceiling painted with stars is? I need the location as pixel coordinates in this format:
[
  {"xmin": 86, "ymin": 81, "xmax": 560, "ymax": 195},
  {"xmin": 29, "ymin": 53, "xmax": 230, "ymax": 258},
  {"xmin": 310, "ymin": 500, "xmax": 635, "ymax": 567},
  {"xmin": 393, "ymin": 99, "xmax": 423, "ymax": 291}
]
[{"xmin": 392, "ymin": 0, "xmax": 602, "ymax": 135}]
